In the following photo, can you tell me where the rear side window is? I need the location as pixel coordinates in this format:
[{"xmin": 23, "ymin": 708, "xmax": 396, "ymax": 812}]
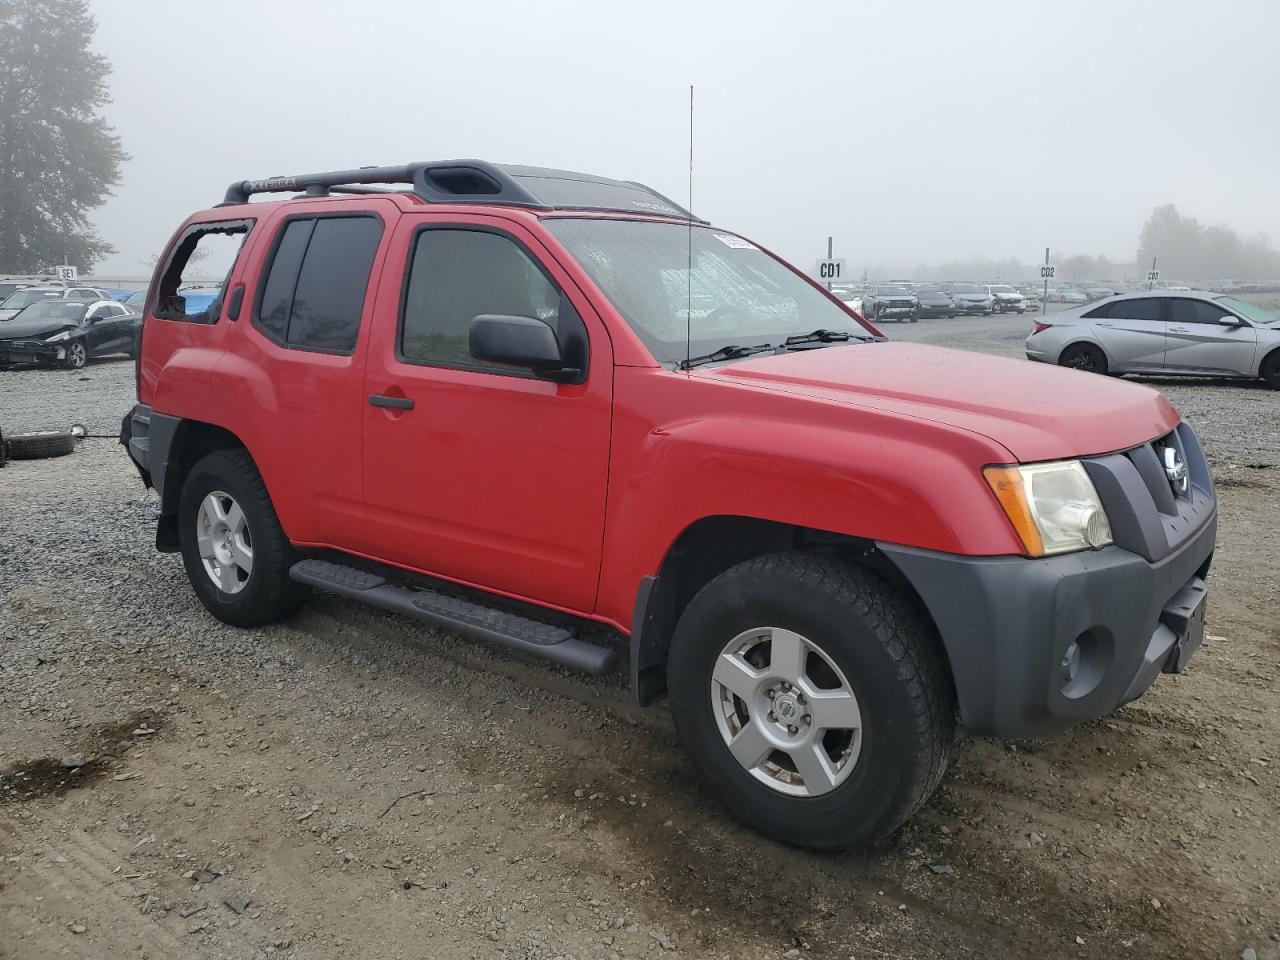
[
  {"xmin": 1102, "ymin": 298, "xmax": 1162, "ymax": 322},
  {"xmin": 399, "ymin": 228, "xmax": 573, "ymax": 373},
  {"xmin": 1168, "ymin": 298, "xmax": 1230, "ymax": 325},
  {"xmin": 255, "ymin": 215, "xmax": 383, "ymax": 354},
  {"xmin": 155, "ymin": 220, "xmax": 254, "ymax": 323}
]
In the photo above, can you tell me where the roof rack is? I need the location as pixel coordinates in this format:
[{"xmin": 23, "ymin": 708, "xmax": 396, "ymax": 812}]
[{"xmin": 219, "ymin": 160, "xmax": 706, "ymax": 222}]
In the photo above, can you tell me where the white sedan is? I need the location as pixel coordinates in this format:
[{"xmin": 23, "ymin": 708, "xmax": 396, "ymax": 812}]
[{"xmin": 1026, "ymin": 290, "xmax": 1280, "ymax": 387}]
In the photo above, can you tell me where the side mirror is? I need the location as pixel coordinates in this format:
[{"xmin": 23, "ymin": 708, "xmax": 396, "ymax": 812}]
[
  {"xmin": 1217, "ymin": 315, "xmax": 1245, "ymax": 326},
  {"xmin": 469, "ymin": 314, "xmax": 578, "ymax": 381}
]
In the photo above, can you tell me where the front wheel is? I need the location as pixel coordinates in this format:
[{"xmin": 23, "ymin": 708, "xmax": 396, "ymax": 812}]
[
  {"xmin": 63, "ymin": 339, "xmax": 87, "ymax": 370},
  {"xmin": 178, "ymin": 449, "xmax": 305, "ymax": 627},
  {"xmin": 667, "ymin": 553, "xmax": 954, "ymax": 850},
  {"xmin": 1059, "ymin": 342, "xmax": 1108, "ymax": 375}
]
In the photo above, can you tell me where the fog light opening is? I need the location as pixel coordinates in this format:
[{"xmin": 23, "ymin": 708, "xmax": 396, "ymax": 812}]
[{"xmin": 1060, "ymin": 628, "xmax": 1109, "ymax": 700}]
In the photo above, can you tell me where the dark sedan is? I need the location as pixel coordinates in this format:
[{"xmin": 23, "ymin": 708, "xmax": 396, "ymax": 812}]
[
  {"xmin": 914, "ymin": 284, "xmax": 955, "ymax": 318},
  {"xmin": 0, "ymin": 299, "xmax": 140, "ymax": 369}
]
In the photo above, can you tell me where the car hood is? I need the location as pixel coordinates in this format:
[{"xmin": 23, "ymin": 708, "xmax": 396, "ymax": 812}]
[
  {"xmin": 993, "ymin": 292, "xmax": 1023, "ymax": 298},
  {"xmin": 954, "ymin": 293, "xmax": 990, "ymax": 300},
  {"xmin": 702, "ymin": 341, "xmax": 1180, "ymax": 463},
  {"xmin": 918, "ymin": 295, "xmax": 951, "ymax": 303},
  {"xmin": 0, "ymin": 318, "xmax": 77, "ymax": 339}
]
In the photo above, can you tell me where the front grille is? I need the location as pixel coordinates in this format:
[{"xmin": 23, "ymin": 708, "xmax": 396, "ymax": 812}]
[{"xmin": 1082, "ymin": 423, "xmax": 1214, "ymax": 563}]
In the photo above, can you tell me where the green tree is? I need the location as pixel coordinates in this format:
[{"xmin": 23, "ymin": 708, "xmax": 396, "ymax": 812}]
[{"xmin": 0, "ymin": 0, "xmax": 126, "ymax": 273}]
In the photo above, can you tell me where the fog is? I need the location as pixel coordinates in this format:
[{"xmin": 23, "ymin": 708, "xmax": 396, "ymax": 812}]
[{"xmin": 88, "ymin": 0, "xmax": 1280, "ymax": 279}]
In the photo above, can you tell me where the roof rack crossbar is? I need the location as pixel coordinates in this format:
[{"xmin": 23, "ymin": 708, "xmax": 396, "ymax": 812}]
[{"xmin": 219, "ymin": 160, "xmax": 705, "ymax": 222}]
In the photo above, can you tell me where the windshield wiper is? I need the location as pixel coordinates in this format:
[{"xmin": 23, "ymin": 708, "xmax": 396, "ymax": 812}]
[
  {"xmin": 678, "ymin": 343, "xmax": 774, "ymax": 370},
  {"xmin": 783, "ymin": 328, "xmax": 864, "ymax": 347}
]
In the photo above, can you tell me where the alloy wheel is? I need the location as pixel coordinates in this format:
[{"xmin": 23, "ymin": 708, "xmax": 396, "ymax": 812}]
[
  {"xmin": 710, "ymin": 626, "xmax": 863, "ymax": 797},
  {"xmin": 196, "ymin": 490, "xmax": 253, "ymax": 595}
]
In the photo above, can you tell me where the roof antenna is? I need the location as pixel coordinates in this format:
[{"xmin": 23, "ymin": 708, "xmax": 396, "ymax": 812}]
[{"xmin": 685, "ymin": 83, "xmax": 694, "ymax": 372}]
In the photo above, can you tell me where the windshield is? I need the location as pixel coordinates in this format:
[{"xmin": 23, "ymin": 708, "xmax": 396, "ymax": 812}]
[
  {"xmin": 546, "ymin": 219, "xmax": 872, "ymax": 364},
  {"xmin": 951, "ymin": 284, "xmax": 983, "ymax": 294},
  {"xmin": 1215, "ymin": 296, "xmax": 1276, "ymax": 325},
  {"xmin": 916, "ymin": 285, "xmax": 945, "ymax": 295},
  {"xmin": 989, "ymin": 285, "xmax": 1015, "ymax": 293},
  {"xmin": 2, "ymin": 289, "xmax": 58, "ymax": 309},
  {"xmin": 15, "ymin": 301, "xmax": 88, "ymax": 322},
  {"xmin": 124, "ymin": 289, "xmax": 148, "ymax": 307},
  {"xmin": 878, "ymin": 286, "xmax": 911, "ymax": 296}
]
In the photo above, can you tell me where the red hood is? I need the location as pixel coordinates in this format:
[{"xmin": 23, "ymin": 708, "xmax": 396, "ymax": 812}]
[{"xmin": 702, "ymin": 342, "xmax": 1180, "ymax": 463}]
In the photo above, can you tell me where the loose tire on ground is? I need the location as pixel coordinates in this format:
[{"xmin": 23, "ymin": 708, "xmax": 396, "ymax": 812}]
[
  {"xmin": 666, "ymin": 552, "xmax": 955, "ymax": 850},
  {"xmin": 178, "ymin": 449, "xmax": 305, "ymax": 628},
  {"xmin": 1059, "ymin": 342, "xmax": 1108, "ymax": 375},
  {"xmin": 6, "ymin": 430, "xmax": 76, "ymax": 460}
]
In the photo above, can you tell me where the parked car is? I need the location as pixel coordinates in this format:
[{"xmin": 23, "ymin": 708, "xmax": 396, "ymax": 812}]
[
  {"xmin": 1081, "ymin": 283, "xmax": 1116, "ymax": 302},
  {"xmin": 123, "ymin": 158, "xmax": 1216, "ymax": 850},
  {"xmin": 861, "ymin": 283, "xmax": 918, "ymax": 322},
  {"xmin": 0, "ymin": 284, "xmax": 112, "ymax": 321},
  {"xmin": 1026, "ymin": 290, "xmax": 1280, "ymax": 386},
  {"xmin": 831, "ymin": 286, "xmax": 863, "ymax": 314},
  {"xmin": 0, "ymin": 276, "xmax": 60, "ymax": 301},
  {"xmin": 946, "ymin": 282, "xmax": 994, "ymax": 315},
  {"xmin": 985, "ymin": 284, "xmax": 1026, "ymax": 314},
  {"xmin": 1048, "ymin": 287, "xmax": 1089, "ymax": 304},
  {"xmin": 0, "ymin": 298, "xmax": 140, "ymax": 369},
  {"xmin": 914, "ymin": 284, "xmax": 955, "ymax": 318}
]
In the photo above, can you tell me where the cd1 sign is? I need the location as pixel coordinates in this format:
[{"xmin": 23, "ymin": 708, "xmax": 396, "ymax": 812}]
[{"xmin": 816, "ymin": 259, "xmax": 845, "ymax": 283}]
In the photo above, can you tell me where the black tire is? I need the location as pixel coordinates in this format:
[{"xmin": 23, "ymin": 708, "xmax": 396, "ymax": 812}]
[
  {"xmin": 667, "ymin": 552, "xmax": 954, "ymax": 850},
  {"xmin": 1262, "ymin": 349, "xmax": 1280, "ymax": 390},
  {"xmin": 178, "ymin": 448, "xmax": 305, "ymax": 628},
  {"xmin": 1059, "ymin": 342, "xmax": 1108, "ymax": 375},
  {"xmin": 6, "ymin": 430, "xmax": 76, "ymax": 460},
  {"xmin": 63, "ymin": 339, "xmax": 88, "ymax": 370}
]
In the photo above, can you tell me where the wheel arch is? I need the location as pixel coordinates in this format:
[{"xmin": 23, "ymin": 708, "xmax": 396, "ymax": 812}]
[
  {"xmin": 154, "ymin": 418, "xmax": 255, "ymax": 552},
  {"xmin": 1057, "ymin": 336, "xmax": 1112, "ymax": 365},
  {"xmin": 629, "ymin": 515, "xmax": 952, "ymax": 706},
  {"xmin": 1258, "ymin": 342, "xmax": 1280, "ymax": 381}
]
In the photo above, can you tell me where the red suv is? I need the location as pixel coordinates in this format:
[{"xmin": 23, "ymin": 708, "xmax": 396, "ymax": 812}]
[{"xmin": 123, "ymin": 160, "xmax": 1216, "ymax": 848}]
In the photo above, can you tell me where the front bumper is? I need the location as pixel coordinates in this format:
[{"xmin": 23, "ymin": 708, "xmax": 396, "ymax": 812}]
[
  {"xmin": 916, "ymin": 304, "xmax": 954, "ymax": 317},
  {"xmin": 0, "ymin": 340, "xmax": 64, "ymax": 365},
  {"xmin": 993, "ymin": 300, "xmax": 1026, "ymax": 313},
  {"xmin": 955, "ymin": 301, "xmax": 992, "ymax": 314},
  {"xmin": 881, "ymin": 510, "xmax": 1215, "ymax": 738}
]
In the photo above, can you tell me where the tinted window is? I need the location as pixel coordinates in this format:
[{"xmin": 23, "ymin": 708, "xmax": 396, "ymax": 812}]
[
  {"xmin": 1169, "ymin": 298, "xmax": 1230, "ymax": 325},
  {"xmin": 400, "ymin": 229, "xmax": 563, "ymax": 371},
  {"xmin": 256, "ymin": 217, "xmax": 382, "ymax": 353},
  {"xmin": 257, "ymin": 220, "xmax": 314, "ymax": 341},
  {"xmin": 1108, "ymin": 298, "xmax": 1162, "ymax": 321},
  {"xmin": 286, "ymin": 218, "xmax": 382, "ymax": 353}
]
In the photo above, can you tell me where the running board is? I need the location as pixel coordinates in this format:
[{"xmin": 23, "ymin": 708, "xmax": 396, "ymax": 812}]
[{"xmin": 289, "ymin": 559, "xmax": 618, "ymax": 675}]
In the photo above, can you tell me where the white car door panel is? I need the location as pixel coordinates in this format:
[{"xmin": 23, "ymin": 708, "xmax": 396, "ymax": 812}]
[{"xmin": 1091, "ymin": 297, "xmax": 1166, "ymax": 371}]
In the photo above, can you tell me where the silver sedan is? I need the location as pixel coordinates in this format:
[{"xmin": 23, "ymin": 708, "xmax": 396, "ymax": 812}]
[{"xmin": 1026, "ymin": 290, "xmax": 1280, "ymax": 388}]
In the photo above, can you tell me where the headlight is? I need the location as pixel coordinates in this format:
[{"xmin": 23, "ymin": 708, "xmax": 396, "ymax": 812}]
[
  {"xmin": 45, "ymin": 330, "xmax": 72, "ymax": 342},
  {"xmin": 984, "ymin": 460, "xmax": 1113, "ymax": 556}
]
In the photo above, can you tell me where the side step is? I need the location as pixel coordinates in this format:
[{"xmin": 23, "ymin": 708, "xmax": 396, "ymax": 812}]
[{"xmin": 289, "ymin": 559, "xmax": 618, "ymax": 676}]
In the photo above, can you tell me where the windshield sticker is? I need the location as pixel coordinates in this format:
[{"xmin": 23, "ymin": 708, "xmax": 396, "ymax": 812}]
[{"xmin": 713, "ymin": 233, "xmax": 755, "ymax": 250}]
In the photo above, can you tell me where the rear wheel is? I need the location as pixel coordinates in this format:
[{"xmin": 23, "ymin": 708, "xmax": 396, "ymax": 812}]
[
  {"xmin": 667, "ymin": 553, "xmax": 954, "ymax": 850},
  {"xmin": 178, "ymin": 449, "xmax": 305, "ymax": 627},
  {"xmin": 1262, "ymin": 350, "xmax": 1280, "ymax": 390},
  {"xmin": 1059, "ymin": 342, "xmax": 1108, "ymax": 375}
]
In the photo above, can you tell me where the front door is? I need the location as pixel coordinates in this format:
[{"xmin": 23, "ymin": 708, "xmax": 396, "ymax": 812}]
[
  {"xmin": 1164, "ymin": 297, "xmax": 1258, "ymax": 375},
  {"xmin": 361, "ymin": 215, "xmax": 613, "ymax": 614},
  {"xmin": 1090, "ymin": 296, "xmax": 1166, "ymax": 371}
]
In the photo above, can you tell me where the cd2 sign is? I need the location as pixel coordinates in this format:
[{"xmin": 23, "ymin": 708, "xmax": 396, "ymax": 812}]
[{"xmin": 816, "ymin": 259, "xmax": 845, "ymax": 282}]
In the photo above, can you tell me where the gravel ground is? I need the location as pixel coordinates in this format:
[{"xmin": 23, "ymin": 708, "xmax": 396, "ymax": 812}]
[{"xmin": 1, "ymin": 320, "xmax": 1277, "ymax": 960}]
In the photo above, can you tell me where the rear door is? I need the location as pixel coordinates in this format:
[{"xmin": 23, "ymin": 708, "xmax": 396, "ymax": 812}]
[
  {"xmin": 1164, "ymin": 297, "xmax": 1257, "ymax": 375},
  {"xmin": 1088, "ymin": 297, "xmax": 1166, "ymax": 371},
  {"xmin": 360, "ymin": 213, "xmax": 613, "ymax": 613}
]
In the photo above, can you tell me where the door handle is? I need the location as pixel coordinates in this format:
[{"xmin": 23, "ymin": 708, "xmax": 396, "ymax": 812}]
[
  {"xmin": 1169, "ymin": 326, "xmax": 1190, "ymax": 333},
  {"xmin": 1096, "ymin": 321, "xmax": 1113, "ymax": 327},
  {"xmin": 368, "ymin": 394, "xmax": 414, "ymax": 410}
]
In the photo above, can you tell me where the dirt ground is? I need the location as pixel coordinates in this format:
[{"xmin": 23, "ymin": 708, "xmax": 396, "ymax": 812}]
[{"xmin": 1, "ymin": 312, "xmax": 1277, "ymax": 960}]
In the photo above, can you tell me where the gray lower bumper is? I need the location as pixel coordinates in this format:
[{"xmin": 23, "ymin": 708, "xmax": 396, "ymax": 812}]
[{"xmin": 879, "ymin": 510, "xmax": 1216, "ymax": 738}]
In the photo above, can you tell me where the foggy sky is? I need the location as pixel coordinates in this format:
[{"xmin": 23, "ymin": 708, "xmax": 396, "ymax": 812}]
[{"xmin": 87, "ymin": 0, "xmax": 1280, "ymax": 278}]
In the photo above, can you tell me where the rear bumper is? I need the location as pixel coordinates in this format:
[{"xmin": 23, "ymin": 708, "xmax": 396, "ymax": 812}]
[{"xmin": 879, "ymin": 507, "xmax": 1216, "ymax": 738}]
